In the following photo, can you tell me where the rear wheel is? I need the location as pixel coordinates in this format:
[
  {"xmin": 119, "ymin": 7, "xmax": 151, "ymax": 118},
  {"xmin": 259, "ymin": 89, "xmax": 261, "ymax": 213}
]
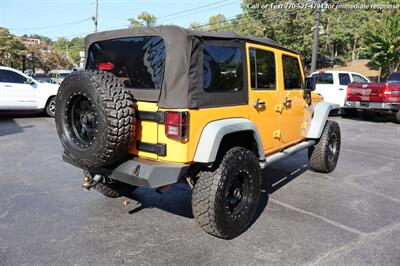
[
  {"xmin": 94, "ymin": 179, "xmax": 137, "ymax": 198},
  {"xmin": 309, "ymin": 120, "xmax": 341, "ymax": 173},
  {"xmin": 360, "ymin": 110, "xmax": 376, "ymax": 121},
  {"xmin": 395, "ymin": 110, "xmax": 400, "ymax": 124},
  {"xmin": 192, "ymin": 147, "xmax": 261, "ymax": 239},
  {"xmin": 343, "ymin": 108, "xmax": 358, "ymax": 117}
]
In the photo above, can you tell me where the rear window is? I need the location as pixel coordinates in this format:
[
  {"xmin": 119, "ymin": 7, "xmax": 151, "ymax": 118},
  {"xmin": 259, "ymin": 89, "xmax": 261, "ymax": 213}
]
[
  {"xmin": 352, "ymin": 74, "xmax": 368, "ymax": 83},
  {"xmin": 339, "ymin": 73, "xmax": 351, "ymax": 85},
  {"xmin": 387, "ymin": 73, "xmax": 400, "ymax": 83},
  {"xmin": 313, "ymin": 73, "xmax": 334, "ymax": 84},
  {"xmin": 203, "ymin": 43, "xmax": 243, "ymax": 92},
  {"xmin": 86, "ymin": 36, "xmax": 165, "ymax": 90}
]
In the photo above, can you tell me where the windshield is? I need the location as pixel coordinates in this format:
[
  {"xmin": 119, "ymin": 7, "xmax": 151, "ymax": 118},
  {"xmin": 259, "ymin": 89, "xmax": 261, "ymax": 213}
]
[
  {"xmin": 86, "ymin": 36, "xmax": 165, "ymax": 90},
  {"xmin": 59, "ymin": 73, "xmax": 71, "ymax": 78},
  {"xmin": 387, "ymin": 72, "xmax": 400, "ymax": 83}
]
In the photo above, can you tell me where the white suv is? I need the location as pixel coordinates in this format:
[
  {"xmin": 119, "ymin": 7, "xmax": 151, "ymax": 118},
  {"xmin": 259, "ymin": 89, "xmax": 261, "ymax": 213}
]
[
  {"xmin": 0, "ymin": 66, "xmax": 59, "ymax": 117},
  {"xmin": 311, "ymin": 70, "xmax": 370, "ymax": 108}
]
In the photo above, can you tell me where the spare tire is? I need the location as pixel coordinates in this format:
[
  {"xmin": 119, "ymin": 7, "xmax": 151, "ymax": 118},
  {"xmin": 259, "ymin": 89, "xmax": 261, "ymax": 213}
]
[{"xmin": 55, "ymin": 70, "xmax": 135, "ymax": 169}]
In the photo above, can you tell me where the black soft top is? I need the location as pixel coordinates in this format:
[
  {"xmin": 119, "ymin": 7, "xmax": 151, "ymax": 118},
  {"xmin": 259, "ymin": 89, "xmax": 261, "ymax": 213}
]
[{"xmin": 85, "ymin": 25, "xmax": 297, "ymax": 108}]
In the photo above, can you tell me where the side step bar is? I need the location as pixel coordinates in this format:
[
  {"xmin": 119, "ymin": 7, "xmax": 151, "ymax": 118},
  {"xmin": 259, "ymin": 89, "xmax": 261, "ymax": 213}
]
[{"xmin": 260, "ymin": 140, "xmax": 316, "ymax": 169}]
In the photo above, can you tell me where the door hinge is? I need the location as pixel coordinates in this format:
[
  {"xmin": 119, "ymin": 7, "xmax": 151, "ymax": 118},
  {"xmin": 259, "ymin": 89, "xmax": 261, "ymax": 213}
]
[
  {"xmin": 303, "ymin": 101, "xmax": 309, "ymax": 108},
  {"xmin": 301, "ymin": 122, "xmax": 308, "ymax": 129},
  {"xmin": 275, "ymin": 104, "xmax": 283, "ymax": 113},
  {"xmin": 273, "ymin": 130, "xmax": 281, "ymax": 139}
]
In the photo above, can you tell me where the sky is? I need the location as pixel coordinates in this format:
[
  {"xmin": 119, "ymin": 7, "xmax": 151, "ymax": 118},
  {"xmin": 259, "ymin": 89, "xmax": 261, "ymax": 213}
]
[{"xmin": 0, "ymin": 0, "xmax": 242, "ymax": 40}]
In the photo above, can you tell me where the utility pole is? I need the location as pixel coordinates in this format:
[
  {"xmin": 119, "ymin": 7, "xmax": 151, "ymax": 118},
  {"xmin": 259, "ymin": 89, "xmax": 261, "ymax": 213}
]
[
  {"xmin": 310, "ymin": 0, "xmax": 322, "ymax": 73},
  {"xmin": 93, "ymin": 0, "xmax": 99, "ymax": 33}
]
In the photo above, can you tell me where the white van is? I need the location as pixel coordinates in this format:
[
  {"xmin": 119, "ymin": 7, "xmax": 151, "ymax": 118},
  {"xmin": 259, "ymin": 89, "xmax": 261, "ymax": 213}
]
[
  {"xmin": 311, "ymin": 71, "xmax": 370, "ymax": 108},
  {"xmin": 48, "ymin": 70, "xmax": 72, "ymax": 84}
]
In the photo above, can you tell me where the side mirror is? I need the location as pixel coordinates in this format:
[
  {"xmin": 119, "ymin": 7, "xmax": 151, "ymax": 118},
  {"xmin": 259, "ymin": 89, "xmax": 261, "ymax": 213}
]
[{"xmin": 304, "ymin": 77, "xmax": 316, "ymax": 91}]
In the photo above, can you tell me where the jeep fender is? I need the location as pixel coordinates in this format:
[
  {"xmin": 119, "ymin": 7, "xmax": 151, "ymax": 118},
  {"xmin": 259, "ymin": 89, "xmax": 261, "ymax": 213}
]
[
  {"xmin": 193, "ymin": 118, "xmax": 265, "ymax": 163},
  {"xmin": 307, "ymin": 102, "xmax": 340, "ymax": 139}
]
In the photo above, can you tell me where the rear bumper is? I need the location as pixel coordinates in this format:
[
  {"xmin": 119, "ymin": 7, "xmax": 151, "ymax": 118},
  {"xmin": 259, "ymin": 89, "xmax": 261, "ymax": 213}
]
[
  {"xmin": 62, "ymin": 154, "xmax": 190, "ymax": 188},
  {"xmin": 344, "ymin": 101, "xmax": 400, "ymax": 111}
]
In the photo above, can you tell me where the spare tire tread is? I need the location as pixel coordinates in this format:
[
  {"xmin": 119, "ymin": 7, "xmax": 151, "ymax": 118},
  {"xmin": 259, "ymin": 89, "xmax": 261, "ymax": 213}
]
[{"xmin": 55, "ymin": 70, "xmax": 135, "ymax": 168}]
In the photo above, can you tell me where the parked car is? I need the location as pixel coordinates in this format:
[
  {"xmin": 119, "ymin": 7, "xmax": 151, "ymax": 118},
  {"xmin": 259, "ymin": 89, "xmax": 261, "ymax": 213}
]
[
  {"xmin": 345, "ymin": 72, "xmax": 400, "ymax": 122},
  {"xmin": 48, "ymin": 69, "xmax": 72, "ymax": 84},
  {"xmin": 0, "ymin": 66, "xmax": 59, "ymax": 117},
  {"xmin": 31, "ymin": 73, "xmax": 54, "ymax": 84},
  {"xmin": 55, "ymin": 26, "xmax": 341, "ymax": 239},
  {"xmin": 311, "ymin": 70, "xmax": 370, "ymax": 110}
]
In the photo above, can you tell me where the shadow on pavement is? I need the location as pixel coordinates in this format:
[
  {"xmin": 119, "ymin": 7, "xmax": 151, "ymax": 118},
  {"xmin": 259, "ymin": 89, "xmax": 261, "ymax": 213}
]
[
  {"xmin": 342, "ymin": 112, "xmax": 398, "ymax": 124},
  {"xmin": 0, "ymin": 119, "xmax": 34, "ymax": 137},
  {"xmin": 126, "ymin": 152, "xmax": 309, "ymax": 223},
  {"xmin": 0, "ymin": 112, "xmax": 41, "ymax": 137}
]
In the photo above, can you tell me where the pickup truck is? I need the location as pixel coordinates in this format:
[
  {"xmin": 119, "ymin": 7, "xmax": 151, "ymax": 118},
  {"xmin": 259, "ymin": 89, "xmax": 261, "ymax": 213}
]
[
  {"xmin": 311, "ymin": 70, "xmax": 370, "ymax": 109},
  {"xmin": 345, "ymin": 72, "xmax": 400, "ymax": 123}
]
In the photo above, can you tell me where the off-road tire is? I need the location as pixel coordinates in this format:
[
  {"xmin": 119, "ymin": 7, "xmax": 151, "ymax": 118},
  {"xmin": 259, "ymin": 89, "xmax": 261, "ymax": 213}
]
[
  {"xmin": 192, "ymin": 147, "xmax": 261, "ymax": 239},
  {"xmin": 94, "ymin": 180, "xmax": 137, "ymax": 198},
  {"xmin": 55, "ymin": 70, "xmax": 135, "ymax": 169},
  {"xmin": 309, "ymin": 120, "xmax": 341, "ymax": 173},
  {"xmin": 45, "ymin": 96, "xmax": 56, "ymax": 117}
]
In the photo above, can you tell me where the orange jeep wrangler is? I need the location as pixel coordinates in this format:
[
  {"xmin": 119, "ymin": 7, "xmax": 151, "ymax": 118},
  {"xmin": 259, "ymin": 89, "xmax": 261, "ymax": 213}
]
[{"xmin": 55, "ymin": 26, "xmax": 341, "ymax": 239}]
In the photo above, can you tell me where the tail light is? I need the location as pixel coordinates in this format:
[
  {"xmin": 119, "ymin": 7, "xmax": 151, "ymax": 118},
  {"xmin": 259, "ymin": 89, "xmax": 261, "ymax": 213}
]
[
  {"xmin": 347, "ymin": 86, "xmax": 351, "ymax": 96},
  {"xmin": 98, "ymin": 62, "xmax": 114, "ymax": 71},
  {"xmin": 165, "ymin": 111, "xmax": 189, "ymax": 140},
  {"xmin": 383, "ymin": 88, "xmax": 392, "ymax": 96}
]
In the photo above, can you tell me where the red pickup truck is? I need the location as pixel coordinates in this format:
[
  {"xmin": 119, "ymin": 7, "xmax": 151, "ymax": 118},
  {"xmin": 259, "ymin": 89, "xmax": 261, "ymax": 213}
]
[{"xmin": 345, "ymin": 72, "xmax": 400, "ymax": 123}]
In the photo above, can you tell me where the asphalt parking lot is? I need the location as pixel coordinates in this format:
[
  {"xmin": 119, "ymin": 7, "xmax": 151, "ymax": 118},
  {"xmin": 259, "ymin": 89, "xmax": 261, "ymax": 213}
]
[{"xmin": 0, "ymin": 114, "xmax": 399, "ymax": 265}]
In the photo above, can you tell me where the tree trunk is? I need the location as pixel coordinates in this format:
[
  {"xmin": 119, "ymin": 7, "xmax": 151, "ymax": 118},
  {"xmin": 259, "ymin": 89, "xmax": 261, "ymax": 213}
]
[{"xmin": 352, "ymin": 37, "xmax": 357, "ymax": 60}]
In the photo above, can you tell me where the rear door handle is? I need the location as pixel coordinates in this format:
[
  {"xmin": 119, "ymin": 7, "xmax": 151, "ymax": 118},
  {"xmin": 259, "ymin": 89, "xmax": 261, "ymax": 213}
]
[
  {"xmin": 339, "ymin": 88, "xmax": 344, "ymax": 91},
  {"xmin": 4, "ymin": 84, "xmax": 12, "ymax": 87},
  {"xmin": 253, "ymin": 99, "xmax": 266, "ymax": 109}
]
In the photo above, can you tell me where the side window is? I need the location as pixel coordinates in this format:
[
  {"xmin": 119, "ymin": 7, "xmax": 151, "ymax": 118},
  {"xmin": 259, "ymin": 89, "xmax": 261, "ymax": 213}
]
[
  {"xmin": 249, "ymin": 48, "xmax": 276, "ymax": 90},
  {"xmin": 203, "ymin": 43, "xmax": 243, "ymax": 92},
  {"xmin": 339, "ymin": 73, "xmax": 351, "ymax": 85},
  {"xmin": 0, "ymin": 70, "xmax": 27, "ymax": 84},
  {"xmin": 352, "ymin": 74, "xmax": 368, "ymax": 83},
  {"xmin": 312, "ymin": 73, "xmax": 334, "ymax": 84},
  {"xmin": 0, "ymin": 70, "xmax": 5, "ymax": 82},
  {"xmin": 282, "ymin": 55, "xmax": 302, "ymax": 90}
]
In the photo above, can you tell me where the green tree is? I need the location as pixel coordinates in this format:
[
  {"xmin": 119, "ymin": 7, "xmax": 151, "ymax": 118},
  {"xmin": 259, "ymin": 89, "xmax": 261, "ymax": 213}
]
[
  {"xmin": 52, "ymin": 37, "xmax": 83, "ymax": 65},
  {"xmin": 128, "ymin": 11, "xmax": 157, "ymax": 27},
  {"xmin": 0, "ymin": 27, "xmax": 27, "ymax": 69},
  {"xmin": 361, "ymin": 12, "xmax": 400, "ymax": 76}
]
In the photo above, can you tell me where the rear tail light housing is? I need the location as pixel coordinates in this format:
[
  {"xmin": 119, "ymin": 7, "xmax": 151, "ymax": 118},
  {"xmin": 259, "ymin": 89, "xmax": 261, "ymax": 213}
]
[
  {"xmin": 98, "ymin": 62, "xmax": 114, "ymax": 71},
  {"xmin": 165, "ymin": 111, "xmax": 189, "ymax": 140}
]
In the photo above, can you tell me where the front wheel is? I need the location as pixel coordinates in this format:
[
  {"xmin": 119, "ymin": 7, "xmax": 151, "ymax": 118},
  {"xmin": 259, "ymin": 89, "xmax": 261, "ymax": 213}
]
[
  {"xmin": 309, "ymin": 120, "xmax": 341, "ymax": 173},
  {"xmin": 45, "ymin": 96, "xmax": 56, "ymax": 117},
  {"xmin": 191, "ymin": 147, "xmax": 261, "ymax": 239}
]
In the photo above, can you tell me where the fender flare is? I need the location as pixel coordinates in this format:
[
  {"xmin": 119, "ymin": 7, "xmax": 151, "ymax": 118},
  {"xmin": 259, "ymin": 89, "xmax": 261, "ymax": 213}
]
[
  {"xmin": 193, "ymin": 118, "xmax": 265, "ymax": 163},
  {"xmin": 307, "ymin": 102, "xmax": 340, "ymax": 139}
]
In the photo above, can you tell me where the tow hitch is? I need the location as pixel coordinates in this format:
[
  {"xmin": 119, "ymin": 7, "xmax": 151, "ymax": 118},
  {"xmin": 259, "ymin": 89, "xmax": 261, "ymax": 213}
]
[{"xmin": 82, "ymin": 171, "xmax": 102, "ymax": 191}]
